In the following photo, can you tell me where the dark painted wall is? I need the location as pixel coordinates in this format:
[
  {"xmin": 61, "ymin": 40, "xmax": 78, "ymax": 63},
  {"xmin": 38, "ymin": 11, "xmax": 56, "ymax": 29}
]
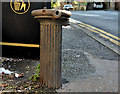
[
  {"xmin": 0, "ymin": 2, "xmax": 1, "ymax": 39},
  {"xmin": 2, "ymin": 2, "xmax": 51, "ymax": 59}
]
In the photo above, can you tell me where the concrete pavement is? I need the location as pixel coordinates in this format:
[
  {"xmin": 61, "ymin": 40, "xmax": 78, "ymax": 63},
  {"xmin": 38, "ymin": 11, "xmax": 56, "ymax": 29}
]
[
  {"xmin": 57, "ymin": 22, "xmax": 119, "ymax": 92},
  {"xmin": 57, "ymin": 53, "xmax": 118, "ymax": 92}
]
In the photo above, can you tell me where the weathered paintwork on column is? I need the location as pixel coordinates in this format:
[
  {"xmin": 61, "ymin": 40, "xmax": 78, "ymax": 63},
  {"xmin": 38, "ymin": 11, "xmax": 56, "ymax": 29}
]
[
  {"xmin": 31, "ymin": 9, "xmax": 71, "ymax": 89},
  {"xmin": 40, "ymin": 23, "xmax": 62, "ymax": 88}
]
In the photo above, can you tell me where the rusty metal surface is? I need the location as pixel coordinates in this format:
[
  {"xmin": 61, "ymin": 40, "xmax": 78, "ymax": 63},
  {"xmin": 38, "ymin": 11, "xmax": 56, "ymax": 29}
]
[
  {"xmin": 31, "ymin": 9, "xmax": 71, "ymax": 89},
  {"xmin": 31, "ymin": 9, "xmax": 71, "ymax": 19},
  {"xmin": 40, "ymin": 23, "xmax": 62, "ymax": 89}
]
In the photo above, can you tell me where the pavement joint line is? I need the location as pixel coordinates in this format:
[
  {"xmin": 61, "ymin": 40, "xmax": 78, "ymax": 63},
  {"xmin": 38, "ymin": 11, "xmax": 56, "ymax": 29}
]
[
  {"xmin": 78, "ymin": 24, "xmax": 120, "ymax": 46},
  {"xmin": 70, "ymin": 18, "xmax": 120, "ymax": 41},
  {"xmin": 0, "ymin": 42, "xmax": 40, "ymax": 48}
]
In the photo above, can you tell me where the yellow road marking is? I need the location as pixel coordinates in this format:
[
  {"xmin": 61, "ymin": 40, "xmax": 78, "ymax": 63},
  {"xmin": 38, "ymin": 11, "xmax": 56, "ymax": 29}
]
[
  {"xmin": 79, "ymin": 22, "xmax": 120, "ymax": 41},
  {"xmin": 0, "ymin": 42, "xmax": 40, "ymax": 48},
  {"xmin": 79, "ymin": 24, "xmax": 99, "ymax": 33},
  {"xmin": 99, "ymin": 33, "xmax": 120, "ymax": 46},
  {"xmin": 78, "ymin": 24, "xmax": 120, "ymax": 46}
]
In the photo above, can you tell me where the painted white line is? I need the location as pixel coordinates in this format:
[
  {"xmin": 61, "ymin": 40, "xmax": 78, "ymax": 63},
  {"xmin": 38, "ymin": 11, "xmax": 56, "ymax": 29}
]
[
  {"xmin": 70, "ymin": 18, "xmax": 82, "ymax": 24},
  {"xmin": 72, "ymin": 13, "xmax": 99, "ymax": 17}
]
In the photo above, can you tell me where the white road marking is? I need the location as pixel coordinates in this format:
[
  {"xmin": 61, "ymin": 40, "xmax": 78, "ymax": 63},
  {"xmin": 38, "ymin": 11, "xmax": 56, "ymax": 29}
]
[{"xmin": 72, "ymin": 13, "xmax": 99, "ymax": 17}]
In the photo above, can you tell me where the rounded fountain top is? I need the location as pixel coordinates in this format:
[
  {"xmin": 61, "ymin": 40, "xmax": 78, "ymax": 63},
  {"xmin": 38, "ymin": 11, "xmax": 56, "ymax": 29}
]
[{"xmin": 31, "ymin": 9, "xmax": 71, "ymax": 19}]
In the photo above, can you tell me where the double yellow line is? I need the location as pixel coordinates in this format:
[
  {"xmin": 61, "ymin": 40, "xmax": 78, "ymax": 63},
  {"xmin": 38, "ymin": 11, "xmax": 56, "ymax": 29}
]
[
  {"xmin": 0, "ymin": 42, "xmax": 40, "ymax": 48},
  {"xmin": 78, "ymin": 22, "xmax": 120, "ymax": 46}
]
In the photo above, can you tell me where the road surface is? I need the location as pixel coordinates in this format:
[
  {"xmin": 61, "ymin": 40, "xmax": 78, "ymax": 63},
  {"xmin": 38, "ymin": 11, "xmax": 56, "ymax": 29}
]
[
  {"xmin": 71, "ymin": 11, "xmax": 118, "ymax": 37},
  {"xmin": 71, "ymin": 10, "xmax": 119, "ymax": 54}
]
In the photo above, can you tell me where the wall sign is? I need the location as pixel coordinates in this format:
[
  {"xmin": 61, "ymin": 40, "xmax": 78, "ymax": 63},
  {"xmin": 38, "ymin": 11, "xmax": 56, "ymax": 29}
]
[{"xmin": 10, "ymin": 0, "xmax": 30, "ymax": 14}]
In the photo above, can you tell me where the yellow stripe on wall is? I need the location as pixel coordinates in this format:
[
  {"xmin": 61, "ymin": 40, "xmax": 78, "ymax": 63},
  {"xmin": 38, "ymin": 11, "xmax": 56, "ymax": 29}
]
[{"xmin": 0, "ymin": 42, "xmax": 40, "ymax": 48}]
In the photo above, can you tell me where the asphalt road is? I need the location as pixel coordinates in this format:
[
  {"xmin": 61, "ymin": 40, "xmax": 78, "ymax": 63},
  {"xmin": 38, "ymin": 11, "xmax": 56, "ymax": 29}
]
[
  {"xmin": 71, "ymin": 10, "xmax": 119, "ymax": 37},
  {"xmin": 71, "ymin": 10, "xmax": 119, "ymax": 54}
]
